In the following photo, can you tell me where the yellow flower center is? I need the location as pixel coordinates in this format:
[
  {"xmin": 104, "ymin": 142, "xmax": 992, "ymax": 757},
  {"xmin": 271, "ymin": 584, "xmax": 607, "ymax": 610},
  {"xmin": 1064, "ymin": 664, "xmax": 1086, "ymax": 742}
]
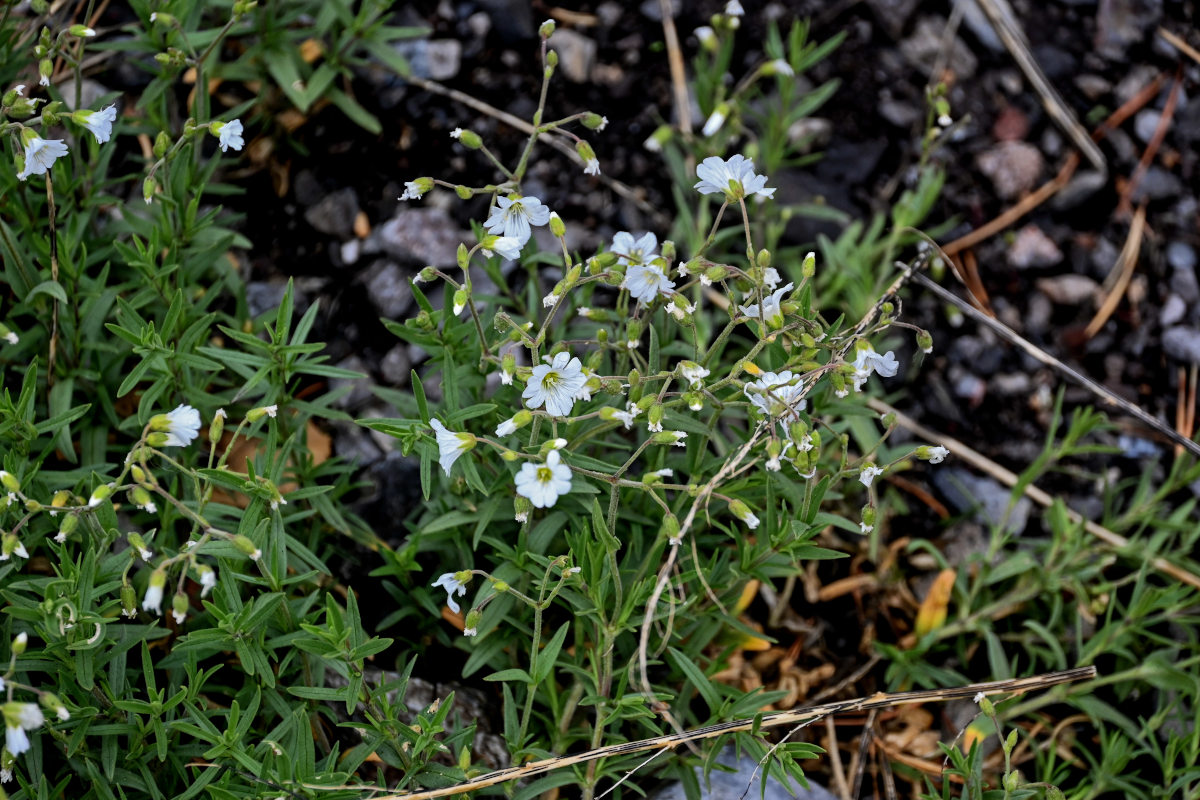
[{"xmin": 537, "ymin": 466, "xmax": 553, "ymax": 482}]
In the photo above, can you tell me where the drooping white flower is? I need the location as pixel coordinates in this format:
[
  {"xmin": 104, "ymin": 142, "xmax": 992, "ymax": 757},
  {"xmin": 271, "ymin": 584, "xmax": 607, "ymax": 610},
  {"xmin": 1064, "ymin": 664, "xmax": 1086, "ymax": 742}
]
[
  {"xmin": 484, "ymin": 195, "xmax": 551, "ymax": 245},
  {"xmin": 73, "ymin": 104, "xmax": 118, "ymax": 144},
  {"xmin": 925, "ymin": 445, "xmax": 949, "ymax": 464},
  {"xmin": 151, "ymin": 404, "xmax": 202, "ymax": 447},
  {"xmin": 430, "ymin": 418, "xmax": 475, "ymax": 476},
  {"xmin": 514, "ymin": 449, "xmax": 572, "ymax": 509},
  {"xmin": 583, "ymin": 158, "xmax": 600, "ymax": 176},
  {"xmin": 701, "ymin": 107, "xmax": 727, "ymax": 137},
  {"xmin": 482, "ymin": 235, "xmax": 523, "ymax": 261},
  {"xmin": 450, "ymin": 128, "xmax": 464, "ymax": 139},
  {"xmin": 523, "ymin": 352, "xmax": 586, "ymax": 417},
  {"xmin": 495, "ymin": 416, "xmax": 518, "ymax": 436},
  {"xmin": 16, "ymin": 130, "xmax": 69, "ymax": 181},
  {"xmin": 399, "ymin": 179, "xmax": 428, "ymax": 201},
  {"xmin": 744, "ymin": 371, "xmax": 806, "ymax": 423},
  {"xmin": 141, "ymin": 575, "xmax": 165, "ymax": 615},
  {"xmin": 851, "ymin": 345, "xmax": 900, "ymax": 391},
  {"xmin": 198, "ymin": 565, "xmax": 217, "ymax": 598},
  {"xmin": 859, "ymin": 464, "xmax": 884, "ymax": 488},
  {"xmin": 694, "ymin": 154, "xmax": 775, "ymax": 201},
  {"xmin": 610, "ymin": 231, "xmax": 658, "ymax": 266},
  {"xmin": 431, "ymin": 572, "xmax": 469, "ymax": 614},
  {"xmin": 542, "ymin": 291, "xmax": 559, "ymax": 308},
  {"xmin": 622, "ymin": 261, "xmax": 675, "ymax": 306},
  {"xmin": 213, "ymin": 119, "xmax": 244, "ymax": 152},
  {"xmin": 2, "ymin": 703, "xmax": 44, "ymax": 757},
  {"xmin": 738, "ymin": 282, "xmax": 794, "ymax": 328}
]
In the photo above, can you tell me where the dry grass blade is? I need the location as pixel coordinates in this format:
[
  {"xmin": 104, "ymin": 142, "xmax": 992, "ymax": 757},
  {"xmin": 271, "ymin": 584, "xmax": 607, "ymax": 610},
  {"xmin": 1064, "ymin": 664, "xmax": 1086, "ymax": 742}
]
[
  {"xmin": 1157, "ymin": 27, "xmax": 1200, "ymax": 65},
  {"xmin": 1084, "ymin": 202, "xmax": 1146, "ymax": 338},
  {"xmin": 1117, "ymin": 67, "xmax": 1183, "ymax": 218},
  {"xmin": 869, "ymin": 397, "xmax": 1200, "ymax": 591},
  {"xmin": 370, "ymin": 668, "xmax": 1097, "ymax": 800},
  {"xmin": 912, "ymin": 272, "xmax": 1200, "ymax": 460}
]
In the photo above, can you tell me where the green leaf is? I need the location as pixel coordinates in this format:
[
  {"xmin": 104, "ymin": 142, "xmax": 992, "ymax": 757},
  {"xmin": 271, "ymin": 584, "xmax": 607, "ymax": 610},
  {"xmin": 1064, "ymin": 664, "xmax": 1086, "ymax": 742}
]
[{"xmin": 483, "ymin": 668, "xmax": 533, "ymax": 684}]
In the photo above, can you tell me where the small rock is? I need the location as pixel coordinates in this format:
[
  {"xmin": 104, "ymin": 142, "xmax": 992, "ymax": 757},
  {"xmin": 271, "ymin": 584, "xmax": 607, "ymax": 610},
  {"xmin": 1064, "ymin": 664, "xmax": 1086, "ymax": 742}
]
[
  {"xmin": 292, "ymin": 169, "xmax": 323, "ymax": 206},
  {"xmin": 362, "ymin": 261, "xmax": 415, "ymax": 319},
  {"xmin": 1117, "ymin": 434, "xmax": 1160, "ymax": 459},
  {"xmin": 1008, "ymin": 225, "xmax": 1063, "ymax": 269},
  {"xmin": 426, "ymin": 40, "xmax": 462, "ymax": 80},
  {"xmin": 331, "ymin": 355, "xmax": 373, "ymax": 410},
  {"xmin": 1163, "ymin": 326, "xmax": 1200, "ymax": 364},
  {"xmin": 649, "ymin": 746, "xmax": 839, "ymax": 800},
  {"xmin": 878, "ymin": 93, "xmax": 922, "ymax": 128},
  {"xmin": 1130, "ymin": 166, "xmax": 1182, "ymax": 202},
  {"xmin": 991, "ymin": 372, "xmax": 1032, "ymax": 395},
  {"xmin": 1036, "ymin": 274, "xmax": 1099, "ymax": 305},
  {"xmin": 1074, "ymin": 74, "xmax": 1112, "ymax": 99},
  {"xmin": 1051, "ymin": 170, "xmax": 1107, "ymax": 211},
  {"xmin": 380, "ymin": 345, "xmax": 412, "ymax": 385},
  {"xmin": 865, "ymin": 0, "xmax": 921, "ymax": 38},
  {"xmin": 548, "ymin": 29, "xmax": 597, "ymax": 83},
  {"xmin": 305, "ymin": 188, "xmax": 360, "ymax": 239},
  {"xmin": 932, "ymin": 468, "xmax": 1032, "ymax": 535},
  {"xmin": 952, "ymin": 0, "xmax": 1004, "ymax": 51},
  {"xmin": 976, "ymin": 141, "xmax": 1043, "ymax": 199},
  {"xmin": 953, "ymin": 372, "xmax": 987, "ymax": 404},
  {"xmin": 1114, "ymin": 65, "xmax": 1160, "ymax": 105},
  {"xmin": 376, "ymin": 207, "xmax": 467, "ymax": 266},
  {"xmin": 330, "ymin": 420, "xmax": 385, "ymax": 466},
  {"xmin": 1134, "ymin": 109, "xmax": 1162, "ymax": 143},
  {"xmin": 246, "ymin": 280, "xmax": 310, "ymax": 319},
  {"xmin": 787, "ymin": 117, "xmax": 833, "ymax": 151},
  {"xmin": 1170, "ymin": 265, "xmax": 1200, "ymax": 303},
  {"xmin": 341, "ymin": 239, "xmax": 362, "ymax": 266},
  {"xmin": 992, "ymin": 106, "xmax": 1030, "ymax": 141},
  {"xmin": 1167, "ymin": 241, "xmax": 1197, "ymax": 272},
  {"xmin": 900, "ymin": 17, "xmax": 978, "ymax": 78},
  {"xmin": 1159, "ymin": 293, "xmax": 1187, "ymax": 327},
  {"xmin": 1025, "ymin": 292, "xmax": 1053, "ymax": 334}
]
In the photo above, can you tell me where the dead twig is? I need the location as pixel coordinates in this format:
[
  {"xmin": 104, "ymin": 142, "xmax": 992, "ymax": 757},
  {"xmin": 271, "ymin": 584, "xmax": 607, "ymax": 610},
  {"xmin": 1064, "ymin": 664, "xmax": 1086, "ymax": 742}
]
[
  {"xmin": 869, "ymin": 396, "xmax": 1200, "ymax": 592},
  {"xmin": 659, "ymin": 0, "xmax": 692, "ymax": 136},
  {"xmin": 1157, "ymin": 27, "xmax": 1200, "ymax": 66},
  {"xmin": 911, "ymin": 271, "xmax": 1200, "ymax": 461},
  {"xmin": 1084, "ymin": 202, "xmax": 1146, "ymax": 338},
  {"xmin": 365, "ymin": 668, "xmax": 1096, "ymax": 800}
]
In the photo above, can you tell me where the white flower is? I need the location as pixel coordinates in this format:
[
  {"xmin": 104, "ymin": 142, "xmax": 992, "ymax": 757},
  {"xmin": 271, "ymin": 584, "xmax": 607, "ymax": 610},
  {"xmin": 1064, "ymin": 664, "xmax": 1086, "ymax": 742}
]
[
  {"xmin": 744, "ymin": 371, "xmax": 806, "ymax": 423},
  {"xmin": 668, "ymin": 431, "xmax": 687, "ymax": 446},
  {"xmin": 0, "ymin": 767, "xmax": 9, "ymax": 782},
  {"xmin": 432, "ymin": 572, "xmax": 469, "ymax": 614},
  {"xmin": 463, "ymin": 626, "xmax": 478, "ymax": 637},
  {"xmin": 523, "ymin": 352, "xmax": 586, "ymax": 417},
  {"xmin": 725, "ymin": 0, "xmax": 744, "ymax": 15},
  {"xmin": 484, "ymin": 195, "xmax": 551, "ymax": 245},
  {"xmin": 851, "ymin": 346, "xmax": 900, "ymax": 390},
  {"xmin": 3, "ymin": 703, "xmax": 43, "ymax": 757},
  {"xmin": 694, "ymin": 154, "xmax": 775, "ymax": 201},
  {"xmin": 3, "ymin": 331, "xmax": 16, "ymax": 345},
  {"xmin": 583, "ymin": 158, "xmax": 600, "ymax": 175},
  {"xmin": 430, "ymin": 419, "xmax": 475, "ymax": 475},
  {"xmin": 575, "ymin": 369, "xmax": 596, "ymax": 402},
  {"xmin": 926, "ymin": 445, "xmax": 949, "ymax": 464},
  {"xmin": 694, "ymin": 26, "xmax": 717, "ymax": 49},
  {"xmin": 766, "ymin": 456, "xmax": 781, "ymax": 472},
  {"xmin": 974, "ymin": 692, "xmax": 987, "ymax": 705},
  {"xmin": 495, "ymin": 416, "xmax": 518, "ymax": 436},
  {"xmin": 702, "ymin": 108, "xmax": 726, "ymax": 137},
  {"xmin": 610, "ymin": 232, "xmax": 658, "ymax": 266},
  {"xmin": 762, "ymin": 267, "xmax": 781, "ymax": 289},
  {"xmin": 75, "ymin": 104, "xmax": 118, "ymax": 144},
  {"xmin": 482, "ymin": 235, "xmax": 523, "ymax": 261},
  {"xmin": 16, "ymin": 133, "xmax": 69, "ymax": 181},
  {"xmin": 859, "ymin": 464, "xmax": 884, "ymax": 488},
  {"xmin": 769, "ymin": 59, "xmax": 794, "ymax": 77},
  {"xmin": 860, "ymin": 521, "xmax": 874, "ymax": 534},
  {"xmin": 542, "ymin": 292, "xmax": 559, "ymax": 308},
  {"xmin": 400, "ymin": 180, "xmax": 425, "ymax": 201},
  {"xmin": 12, "ymin": 85, "xmax": 24, "ymax": 96},
  {"xmin": 738, "ymin": 282, "xmax": 793, "ymax": 328},
  {"xmin": 514, "ymin": 450, "xmax": 572, "ymax": 509},
  {"xmin": 199, "ymin": 566, "xmax": 217, "ymax": 597},
  {"xmin": 157, "ymin": 404, "xmax": 202, "ymax": 447},
  {"xmin": 678, "ymin": 361, "xmax": 710, "ymax": 388},
  {"xmin": 214, "ymin": 119, "xmax": 244, "ymax": 152},
  {"xmin": 595, "ymin": 117, "xmax": 608, "ymax": 130},
  {"xmin": 450, "ymin": 128, "xmax": 464, "ymax": 138},
  {"xmin": 648, "ymin": 419, "xmax": 663, "ymax": 433},
  {"xmin": 500, "ymin": 367, "xmax": 514, "ymax": 385},
  {"xmin": 172, "ymin": 608, "xmax": 186, "ymax": 625},
  {"xmin": 611, "ymin": 409, "xmax": 637, "ymax": 429},
  {"xmin": 622, "ymin": 262, "xmax": 675, "ymax": 306},
  {"xmin": 142, "ymin": 582, "xmax": 164, "ymax": 615}
]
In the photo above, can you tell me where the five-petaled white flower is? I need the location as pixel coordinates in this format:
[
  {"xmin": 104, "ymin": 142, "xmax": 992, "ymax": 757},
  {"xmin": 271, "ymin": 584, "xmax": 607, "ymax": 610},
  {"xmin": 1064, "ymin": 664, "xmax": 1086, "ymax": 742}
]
[
  {"xmin": 859, "ymin": 464, "xmax": 884, "ymax": 488},
  {"xmin": 523, "ymin": 352, "xmax": 586, "ymax": 417},
  {"xmin": 515, "ymin": 449, "xmax": 572, "ymax": 508},
  {"xmin": 74, "ymin": 104, "xmax": 118, "ymax": 144},
  {"xmin": 744, "ymin": 371, "xmax": 806, "ymax": 423},
  {"xmin": 482, "ymin": 235, "xmax": 523, "ymax": 261},
  {"xmin": 484, "ymin": 194, "xmax": 551, "ymax": 245},
  {"xmin": 213, "ymin": 119, "xmax": 244, "ymax": 152},
  {"xmin": 432, "ymin": 572, "xmax": 470, "ymax": 614},
  {"xmin": 16, "ymin": 130, "xmax": 69, "ymax": 181},
  {"xmin": 430, "ymin": 418, "xmax": 475, "ymax": 475},
  {"xmin": 610, "ymin": 231, "xmax": 659, "ymax": 266},
  {"xmin": 694, "ymin": 154, "xmax": 775, "ymax": 201},
  {"xmin": 149, "ymin": 404, "xmax": 202, "ymax": 447},
  {"xmin": 738, "ymin": 282, "xmax": 794, "ymax": 329},
  {"xmin": 3, "ymin": 702, "xmax": 44, "ymax": 757},
  {"xmin": 851, "ymin": 345, "xmax": 900, "ymax": 391},
  {"xmin": 622, "ymin": 261, "xmax": 675, "ymax": 306}
]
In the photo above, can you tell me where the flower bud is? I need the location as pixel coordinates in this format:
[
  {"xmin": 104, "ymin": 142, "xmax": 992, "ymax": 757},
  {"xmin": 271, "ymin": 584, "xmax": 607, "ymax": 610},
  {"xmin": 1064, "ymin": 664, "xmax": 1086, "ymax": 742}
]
[
  {"xmin": 452, "ymin": 289, "xmax": 469, "ymax": 317},
  {"xmin": 121, "ymin": 582, "xmax": 138, "ymax": 617},
  {"xmin": 246, "ymin": 404, "xmax": 277, "ymax": 423},
  {"xmin": 492, "ymin": 579, "xmax": 510, "ymax": 593},
  {"xmin": 87, "ymin": 483, "xmax": 114, "ymax": 508},
  {"xmin": 40, "ymin": 692, "xmax": 70, "ymax": 721},
  {"xmin": 916, "ymin": 445, "xmax": 949, "ymax": 464},
  {"xmin": 514, "ymin": 495, "xmax": 532, "ymax": 522},
  {"xmin": 661, "ymin": 514, "xmax": 681, "ymax": 544},
  {"xmin": 545, "ymin": 49, "xmax": 558, "ymax": 71},
  {"xmin": 647, "ymin": 404, "xmax": 664, "ymax": 431},
  {"xmin": 727, "ymin": 499, "xmax": 759, "ymax": 529},
  {"xmin": 539, "ymin": 19, "xmax": 556, "ymax": 38},
  {"xmin": 0, "ymin": 322, "xmax": 18, "ymax": 344},
  {"xmin": 916, "ymin": 329, "xmax": 933, "ymax": 354},
  {"xmin": 596, "ymin": 328, "xmax": 608, "ymax": 344},
  {"xmin": 651, "ymin": 431, "xmax": 687, "ymax": 446},
  {"xmin": 463, "ymin": 609, "xmax": 482, "ymax": 636},
  {"xmin": 500, "ymin": 449, "xmax": 520, "ymax": 461},
  {"xmin": 142, "ymin": 175, "xmax": 157, "ymax": 204},
  {"xmin": 0, "ymin": 471, "xmax": 19, "ymax": 493},
  {"xmin": 69, "ymin": 24, "xmax": 97, "ymax": 37},
  {"xmin": 802, "ymin": 251, "xmax": 816, "ymax": 278},
  {"xmin": 549, "ymin": 211, "xmax": 566, "ymax": 238},
  {"xmin": 453, "ymin": 128, "xmax": 482, "ymax": 149},
  {"xmin": 703, "ymin": 264, "xmax": 728, "ymax": 283},
  {"xmin": 12, "ymin": 632, "xmax": 28, "ymax": 655},
  {"xmin": 38, "ymin": 58, "xmax": 53, "ymax": 84},
  {"xmin": 694, "ymin": 25, "xmax": 718, "ymax": 52},
  {"xmin": 171, "ymin": 592, "xmax": 189, "ymax": 624},
  {"xmin": 683, "ymin": 392, "xmax": 703, "ymax": 411},
  {"xmin": 57, "ymin": 513, "xmax": 78, "ymax": 541},
  {"xmin": 454, "ymin": 184, "xmax": 472, "ymax": 199},
  {"xmin": 149, "ymin": 11, "xmax": 177, "ymax": 25},
  {"xmin": 756, "ymin": 249, "xmax": 771, "ymax": 268},
  {"xmin": 582, "ymin": 112, "xmax": 607, "ymax": 130},
  {"xmin": 127, "ymin": 532, "xmax": 154, "ymax": 560},
  {"xmin": 232, "ymin": 534, "xmax": 262, "ymax": 561},
  {"xmin": 2, "ymin": 532, "xmax": 28, "ymax": 560}
]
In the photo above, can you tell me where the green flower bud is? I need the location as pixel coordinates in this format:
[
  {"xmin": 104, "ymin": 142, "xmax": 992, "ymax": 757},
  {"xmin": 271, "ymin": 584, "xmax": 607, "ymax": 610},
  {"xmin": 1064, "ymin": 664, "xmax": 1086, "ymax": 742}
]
[
  {"xmin": 130, "ymin": 487, "xmax": 156, "ymax": 514},
  {"xmin": 463, "ymin": 609, "xmax": 482, "ymax": 636},
  {"xmin": 545, "ymin": 49, "xmax": 558, "ymax": 69},
  {"xmin": 69, "ymin": 24, "xmax": 96, "ymax": 37},
  {"xmin": 87, "ymin": 483, "xmax": 114, "ymax": 508},
  {"xmin": 492, "ymin": 579, "xmax": 510, "ymax": 593},
  {"xmin": 596, "ymin": 328, "xmax": 608, "ymax": 344},
  {"xmin": 978, "ymin": 695, "xmax": 996, "ymax": 716},
  {"xmin": 704, "ymin": 265, "xmax": 728, "ymax": 283},
  {"xmin": 651, "ymin": 431, "xmax": 687, "ymax": 446},
  {"xmin": 586, "ymin": 349, "xmax": 604, "ymax": 371},
  {"xmin": 500, "ymin": 449, "xmax": 520, "ymax": 462},
  {"xmin": 513, "ymin": 495, "xmax": 532, "ymax": 521},
  {"xmin": 1003, "ymin": 772, "xmax": 1019, "ymax": 792},
  {"xmin": 452, "ymin": 289, "xmax": 469, "ymax": 316},
  {"xmin": 727, "ymin": 499, "xmax": 759, "ymax": 529},
  {"xmin": 0, "ymin": 470, "xmax": 20, "ymax": 493},
  {"xmin": 549, "ymin": 211, "xmax": 566, "ymax": 238},
  {"xmin": 456, "ymin": 242, "xmax": 469, "ymax": 270},
  {"xmin": 232, "ymin": 535, "xmax": 262, "ymax": 561},
  {"xmin": 539, "ymin": 19, "xmax": 556, "ymax": 38},
  {"xmin": 246, "ymin": 404, "xmax": 278, "ymax": 423},
  {"xmin": 453, "ymin": 128, "xmax": 482, "ymax": 149},
  {"xmin": 661, "ymin": 514, "xmax": 680, "ymax": 543},
  {"xmin": 861, "ymin": 505, "xmax": 876, "ymax": 528},
  {"xmin": 802, "ymin": 251, "xmax": 816, "ymax": 278},
  {"xmin": 916, "ymin": 329, "xmax": 933, "ymax": 354},
  {"xmin": 683, "ymin": 391, "xmax": 703, "ymax": 411},
  {"xmin": 58, "ymin": 513, "xmax": 79, "ymax": 538},
  {"xmin": 38, "ymin": 58, "xmax": 52, "ymax": 83},
  {"xmin": 647, "ymin": 404, "xmax": 664, "ymax": 429},
  {"xmin": 171, "ymin": 592, "xmax": 189, "ymax": 623},
  {"xmin": 11, "ymin": 631, "xmax": 28, "ymax": 655},
  {"xmin": 121, "ymin": 582, "xmax": 138, "ymax": 617},
  {"xmin": 511, "ymin": 409, "xmax": 533, "ymax": 429},
  {"xmin": 23, "ymin": 499, "xmax": 41, "ymax": 512},
  {"xmin": 582, "ymin": 112, "xmax": 607, "ymax": 130},
  {"xmin": 1004, "ymin": 728, "xmax": 1018, "ymax": 754},
  {"xmin": 756, "ymin": 249, "xmax": 771, "ymax": 268},
  {"xmin": 142, "ymin": 175, "xmax": 157, "ymax": 204},
  {"xmin": 40, "ymin": 691, "xmax": 70, "ymax": 721},
  {"xmin": 2, "ymin": 532, "xmax": 26, "ymax": 560},
  {"xmin": 661, "ymin": 240, "xmax": 676, "ymax": 263},
  {"xmin": 455, "ymin": 184, "xmax": 472, "ymax": 199},
  {"xmin": 149, "ymin": 11, "xmax": 177, "ymax": 25}
]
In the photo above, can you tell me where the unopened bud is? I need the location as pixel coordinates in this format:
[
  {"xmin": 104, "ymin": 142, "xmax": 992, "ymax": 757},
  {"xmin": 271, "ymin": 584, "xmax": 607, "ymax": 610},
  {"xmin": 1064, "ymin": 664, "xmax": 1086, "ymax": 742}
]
[
  {"xmin": 12, "ymin": 632, "xmax": 28, "ymax": 655},
  {"xmin": 121, "ymin": 583, "xmax": 137, "ymax": 617},
  {"xmin": 87, "ymin": 483, "xmax": 114, "ymax": 508},
  {"xmin": 232, "ymin": 534, "xmax": 262, "ymax": 561},
  {"xmin": 453, "ymin": 128, "xmax": 482, "ymax": 149},
  {"xmin": 802, "ymin": 251, "xmax": 816, "ymax": 278},
  {"xmin": 582, "ymin": 112, "xmax": 607, "ymax": 130},
  {"xmin": 171, "ymin": 592, "xmax": 189, "ymax": 624},
  {"xmin": 756, "ymin": 249, "xmax": 771, "ymax": 268},
  {"xmin": 69, "ymin": 24, "xmax": 97, "ymax": 37},
  {"xmin": 0, "ymin": 471, "xmax": 19, "ymax": 493},
  {"xmin": 916, "ymin": 329, "xmax": 933, "ymax": 354},
  {"xmin": 545, "ymin": 49, "xmax": 558, "ymax": 69},
  {"xmin": 463, "ymin": 609, "xmax": 481, "ymax": 636},
  {"xmin": 727, "ymin": 499, "xmax": 759, "ymax": 529},
  {"xmin": 142, "ymin": 175, "xmax": 157, "ymax": 204},
  {"xmin": 539, "ymin": 19, "xmax": 556, "ymax": 38},
  {"xmin": 549, "ymin": 211, "xmax": 565, "ymax": 238},
  {"xmin": 246, "ymin": 404, "xmax": 278, "ymax": 423},
  {"xmin": 661, "ymin": 514, "xmax": 681, "ymax": 543}
]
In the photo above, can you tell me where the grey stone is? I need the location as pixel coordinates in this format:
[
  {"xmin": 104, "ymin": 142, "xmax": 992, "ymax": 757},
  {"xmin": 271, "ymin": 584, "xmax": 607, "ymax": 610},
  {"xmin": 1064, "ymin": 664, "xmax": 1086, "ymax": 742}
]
[
  {"xmin": 953, "ymin": 0, "xmax": 1004, "ymax": 51},
  {"xmin": 376, "ymin": 207, "xmax": 466, "ymax": 266},
  {"xmin": 879, "ymin": 93, "xmax": 922, "ymax": 128},
  {"xmin": 246, "ymin": 279, "xmax": 311, "ymax": 319},
  {"xmin": 976, "ymin": 141, "xmax": 1043, "ymax": 200},
  {"xmin": 1036, "ymin": 274, "xmax": 1099, "ymax": 305},
  {"xmin": 1130, "ymin": 166, "xmax": 1182, "ymax": 202},
  {"xmin": 953, "ymin": 371, "xmax": 987, "ymax": 403},
  {"xmin": 1172, "ymin": 263, "xmax": 1200, "ymax": 303},
  {"xmin": 991, "ymin": 372, "xmax": 1032, "ymax": 395},
  {"xmin": 293, "ymin": 169, "xmax": 323, "ymax": 206},
  {"xmin": 362, "ymin": 261, "xmax": 415, "ymax": 319},
  {"xmin": 341, "ymin": 239, "xmax": 362, "ymax": 266},
  {"xmin": 1166, "ymin": 241, "xmax": 1197, "ymax": 272},
  {"xmin": 865, "ymin": 0, "xmax": 920, "ymax": 38},
  {"xmin": 900, "ymin": 17, "xmax": 978, "ymax": 78},
  {"xmin": 1160, "ymin": 293, "xmax": 1188, "ymax": 327},
  {"xmin": 475, "ymin": 0, "xmax": 533, "ymax": 41},
  {"xmin": 330, "ymin": 420, "xmax": 386, "ymax": 466},
  {"xmin": 1114, "ymin": 65, "xmax": 1161, "ymax": 105},
  {"xmin": 1008, "ymin": 225, "xmax": 1063, "ymax": 269},
  {"xmin": 639, "ymin": 0, "xmax": 681, "ymax": 20},
  {"xmin": 331, "ymin": 355, "xmax": 373, "ymax": 409},
  {"xmin": 1051, "ymin": 170, "xmax": 1107, "ymax": 211},
  {"xmin": 548, "ymin": 29, "xmax": 597, "ymax": 83},
  {"xmin": 1025, "ymin": 292, "xmax": 1053, "ymax": 333},
  {"xmin": 932, "ymin": 468, "xmax": 1032, "ymax": 535},
  {"xmin": 1074, "ymin": 74, "xmax": 1111, "ymax": 100},
  {"xmin": 1134, "ymin": 109, "xmax": 1163, "ymax": 143},
  {"xmin": 305, "ymin": 187, "xmax": 360, "ymax": 239},
  {"xmin": 649, "ymin": 746, "xmax": 839, "ymax": 800},
  {"xmin": 380, "ymin": 345, "xmax": 412, "ymax": 385},
  {"xmin": 392, "ymin": 39, "xmax": 463, "ymax": 81},
  {"xmin": 1163, "ymin": 326, "xmax": 1200, "ymax": 364}
]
